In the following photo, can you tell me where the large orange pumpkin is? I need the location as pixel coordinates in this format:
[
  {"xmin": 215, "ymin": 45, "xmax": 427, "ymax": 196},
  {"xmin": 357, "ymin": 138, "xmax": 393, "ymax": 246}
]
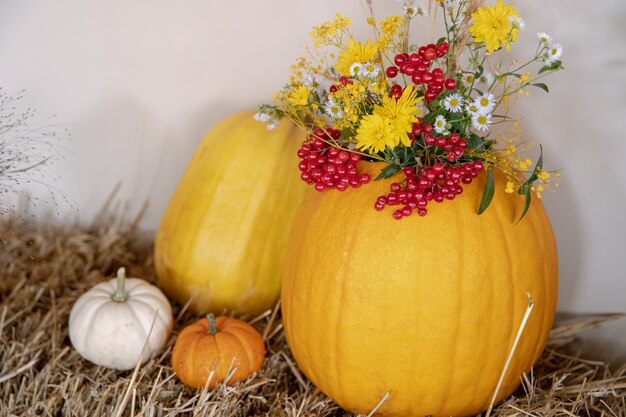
[
  {"xmin": 281, "ymin": 161, "xmax": 558, "ymax": 417},
  {"xmin": 155, "ymin": 111, "xmax": 306, "ymax": 315}
]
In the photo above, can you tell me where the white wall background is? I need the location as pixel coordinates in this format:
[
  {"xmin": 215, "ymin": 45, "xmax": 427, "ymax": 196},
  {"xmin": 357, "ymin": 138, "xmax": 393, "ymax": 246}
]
[{"xmin": 1, "ymin": 1, "xmax": 625, "ymax": 361}]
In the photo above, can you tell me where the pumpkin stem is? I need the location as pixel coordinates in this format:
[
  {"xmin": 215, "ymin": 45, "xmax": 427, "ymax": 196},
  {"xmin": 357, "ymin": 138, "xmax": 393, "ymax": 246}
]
[
  {"xmin": 111, "ymin": 267, "xmax": 129, "ymax": 302},
  {"xmin": 206, "ymin": 313, "xmax": 218, "ymax": 335}
]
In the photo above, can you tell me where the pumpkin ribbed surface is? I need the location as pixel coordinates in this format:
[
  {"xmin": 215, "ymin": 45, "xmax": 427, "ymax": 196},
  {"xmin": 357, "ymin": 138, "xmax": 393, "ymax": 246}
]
[
  {"xmin": 155, "ymin": 111, "xmax": 306, "ymax": 315},
  {"xmin": 171, "ymin": 316, "xmax": 265, "ymax": 388},
  {"xmin": 281, "ymin": 162, "xmax": 558, "ymax": 417}
]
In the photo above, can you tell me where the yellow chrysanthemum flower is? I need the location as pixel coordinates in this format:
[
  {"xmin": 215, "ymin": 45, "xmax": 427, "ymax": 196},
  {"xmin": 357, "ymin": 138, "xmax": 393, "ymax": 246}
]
[
  {"xmin": 287, "ymin": 85, "xmax": 310, "ymax": 106},
  {"xmin": 335, "ymin": 38, "xmax": 378, "ymax": 76},
  {"xmin": 355, "ymin": 114, "xmax": 400, "ymax": 154},
  {"xmin": 374, "ymin": 86, "xmax": 423, "ymax": 146},
  {"xmin": 469, "ymin": 0, "xmax": 520, "ymax": 53}
]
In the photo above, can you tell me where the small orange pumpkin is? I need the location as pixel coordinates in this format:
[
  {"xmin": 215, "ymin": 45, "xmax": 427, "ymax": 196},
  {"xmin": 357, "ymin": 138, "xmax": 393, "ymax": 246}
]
[{"xmin": 172, "ymin": 314, "xmax": 265, "ymax": 388}]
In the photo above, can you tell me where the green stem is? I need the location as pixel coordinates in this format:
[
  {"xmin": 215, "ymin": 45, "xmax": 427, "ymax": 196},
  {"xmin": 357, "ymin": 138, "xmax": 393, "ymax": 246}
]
[
  {"xmin": 207, "ymin": 313, "xmax": 218, "ymax": 336},
  {"xmin": 111, "ymin": 267, "xmax": 129, "ymax": 302},
  {"xmin": 498, "ymin": 56, "xmax": 541, "ymax": 79}
]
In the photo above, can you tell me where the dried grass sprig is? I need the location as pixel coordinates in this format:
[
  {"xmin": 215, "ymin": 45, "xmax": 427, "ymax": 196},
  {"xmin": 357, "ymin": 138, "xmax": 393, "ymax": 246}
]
[{"xmin": 0, "ymin": 87, "xmax": 71, "ymax": 217}]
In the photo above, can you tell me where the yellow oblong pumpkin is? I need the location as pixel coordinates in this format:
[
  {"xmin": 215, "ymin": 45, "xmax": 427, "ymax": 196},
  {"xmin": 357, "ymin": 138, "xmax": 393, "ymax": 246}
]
[
  {"xmin": 281, "ymin": 162, "xmax": 558, "ymax": 417},
  {"xmin": 155, "ymin": 111, "xmax": 306, "ymax": 315}
]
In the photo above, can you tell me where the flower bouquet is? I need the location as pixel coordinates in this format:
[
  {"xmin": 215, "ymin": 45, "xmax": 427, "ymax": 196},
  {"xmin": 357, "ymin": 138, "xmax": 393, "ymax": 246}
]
[
  {"xmin": 257, "ymin": 0, "xmax": 562, "ymax": 222},
  {"xmin": 258, "ymin": 1, "xmax": 564, "ymax": 416}
]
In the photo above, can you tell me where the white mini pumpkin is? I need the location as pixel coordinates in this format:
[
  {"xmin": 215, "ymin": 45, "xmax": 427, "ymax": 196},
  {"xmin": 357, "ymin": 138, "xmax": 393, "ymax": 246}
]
[{"xmin": 69, "ymin": 267, "xmax": 174, "ymax": 370}]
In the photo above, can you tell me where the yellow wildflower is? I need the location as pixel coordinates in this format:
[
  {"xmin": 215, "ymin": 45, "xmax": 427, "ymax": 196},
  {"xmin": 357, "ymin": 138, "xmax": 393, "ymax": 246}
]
[
  {"xmin": 374, "ymin": 86, "xmax": 422, "ymax": 146},
  {"xmin": 380, "ymin": 16, "xmax": 403, "ymax": 38},
  {"xmin": 287, "ymin": 85, "xmax": 310, "ymax": 106},
  {"xmin": 334, "ymin": 13, "xmax": 350, "ymax": 28},
  {"xmin": 335, "ymin": 38, "xmax": 378, "ymax": 76},
  {"xmin": 369, "ymin": 78, "xmax": 388, "ymax": 95},
  {"xmin": 310, "ymin": 13, "xmax": 350, "ymax": 48},
  {"xmin": 520, "ymin": 71, "xmax": 530, "ymax": 83},
  {"xmin": 355, "ymin": 114, "xmax": 399, "ymax": 154},
  {"xmin": 537, "ymin": 170, "xmax": 551, "ymax": 180},
  {"xmin": 517, "ymin": 158, "xmax": 532, "ymax": 171},
  {"xmin": 506, "ymin": 145, "xmax": 516, "ymax": 154},
  {"xmin": 505, "ymin": 181, "xmax": 515, "ymax": 193},
  {"xmin": 469, "ymin": 0, "xmax": 520, "ymax": 53}
]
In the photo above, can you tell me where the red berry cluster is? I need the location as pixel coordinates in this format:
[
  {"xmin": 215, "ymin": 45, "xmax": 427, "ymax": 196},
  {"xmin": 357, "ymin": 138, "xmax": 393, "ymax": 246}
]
[
  {"xmin": 297, "ymin": 129, "xmax": 371, "ymax": 192},
  {"xmin": 375, "ymin": 161, "xmax": 484, "ymax": 219},
  {"xmin": 386, "ymin": 42, "xmax": 456, "ymax": 101},
  {"xmin": 409, "ymin": 118, "xmax": 432, "ymax": 145},
  {"xmin": 424, "ymin": 132, "xmax": 468, "ymax": 162}
]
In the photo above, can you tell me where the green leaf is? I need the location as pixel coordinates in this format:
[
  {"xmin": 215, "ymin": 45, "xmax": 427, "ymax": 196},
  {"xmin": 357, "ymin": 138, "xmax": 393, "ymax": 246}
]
[
  {"xmin": 524, "ymin": 145, "xmax": 543, "ymax": 185},
  {"xmin": 340, "ymin": 128, "xmax": 355, "ymax": 139},
  {"xmin": 421, "ymin": 111, "xmax": 438, "ymax": 124},
  {"xmin": 467, "ymin": 134, "xmax": 485, "ymax": 152},
  {"xmin": 516, "ymin": 186, "xmax": 532, "ymax": 223},
  {"xmin": 437, "ymin": 36, "xmax": 448, "ymax": 44},
  {"xmin": 530, "ymin": 83, "xmax": 549, "ymax": 93},
  {"xmin": 477, "ymin": 168, "xmax": 495, "ymax": 215},
  {"xmin": 515, "ymin": 146, "xmax": 543, "ymax": 222},
  {"xmin": 375, "ymin": 164, "xmax": 401, "ymax": 180},
  {"xmin": 538, "ymin": 60, "xmax": 563, "ymax": 74},
  {"xmin": 533, "ymin": 144, "xmax": 544, "ymax": 172},
  {"xmin": 475, "ymin": 65, "xmax": 484, "ymax": 78}
]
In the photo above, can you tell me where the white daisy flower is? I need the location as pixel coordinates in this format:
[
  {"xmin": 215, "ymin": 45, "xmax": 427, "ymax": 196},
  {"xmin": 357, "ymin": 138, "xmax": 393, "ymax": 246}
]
[
  {"xmin": 477, "ymin": 71, "xmax": 495, "ymax": 86},
  {"xmin": 509, "ymin": 16, "xmax": 525, "ymax": 31},
  {"xmin": 304, "ymin": 75, "xmax": 323, "ymax": 94},
  {"xmin": 434, "ymin": 115, "xmax": 447, "ymax": 134},
  {"xmin": 545, "ymin": 43, "xmax": 563, "ymax": 64},
  {"xmin": 443, "ymin": 93, "xmax": 464, "ymax": 113},
  {"xmin": 403, "ymin": 4, "xmax": 418, "ymax": 18},
  {"xmin": 324, "ymin": 99, "xmax": 343, "ymax": 120},
  {"xmin": 471, "ymin": 112, "xmax": 492, "ymax": 132},
  {"xmin": 473, "ymin": 92, "xmax": 496, "ymax": 114},
  {"xmin": 465, "ymin": 102, "xmax": 480, "ymax": 115},
  {"xmin": 404, "ymin": 2, "xmax": 427, "ymax": 18},
  {"xmin": 360, "ymin": 62, "xmax": 380, "ymax": 78},
  {"xmin": 349, "ymin": 62, "xmax": 363, "ymax": 77},
  {"xmin": 267, "ymin": 119, "xmax": 280, "ymax": 130},
  {"xmin": 253, "ymin": 112, "xmax": 271, "ymax": 123},
  {"xmin": 418, "ymin": 3, "xmax": 428, "ymax": 16},
  {"xmin": 461, "ymin": 73, "xmax": 476, "ymax": 88},
  {"xmin": 537, "ymin": 32, "xmax": 553, "ymax": 45}
]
